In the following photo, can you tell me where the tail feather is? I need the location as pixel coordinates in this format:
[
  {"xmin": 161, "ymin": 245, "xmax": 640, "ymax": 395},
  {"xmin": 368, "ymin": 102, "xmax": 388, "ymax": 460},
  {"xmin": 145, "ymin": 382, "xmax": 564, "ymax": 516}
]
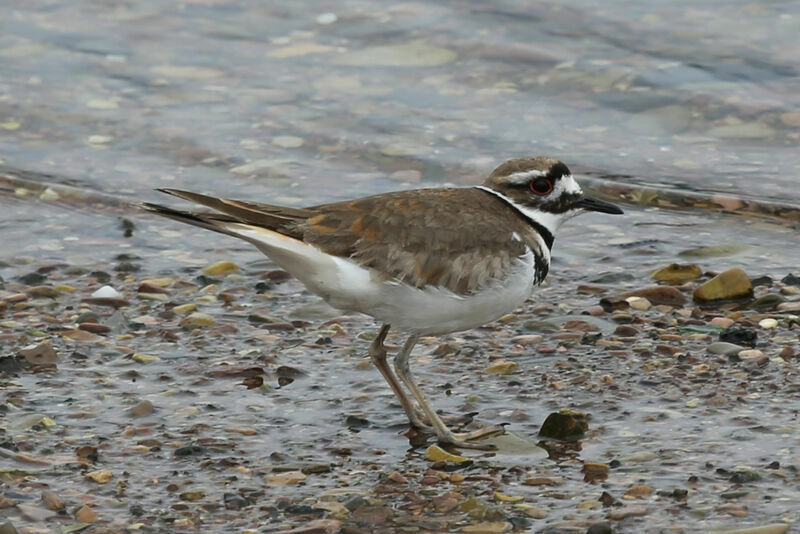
[
  {"xmin": 156, "ymin": 188, "xmax": 309, "ymax": 232},
  {"xmin": 139, "ymin": 202, "xmax": 249, "ymax": 240}
]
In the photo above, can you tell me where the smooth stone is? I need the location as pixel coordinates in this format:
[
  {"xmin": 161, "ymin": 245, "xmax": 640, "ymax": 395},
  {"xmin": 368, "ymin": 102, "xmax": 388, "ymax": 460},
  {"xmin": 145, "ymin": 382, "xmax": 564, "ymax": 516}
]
[
  {"xmin": 738, "ymin": 349, "xmax": 764, "ymax": 359},
  {"xmin": 777, "ymin": 301, "xmax": 800, "ymax": 312},
  {"xmin": 526, "ymin": 315, "xmax": 617, "ymax": 335},
  {"xmin": 693, "ymin": 268, "xmax": 753, "ymax": 302},
  {"xmin": 25, "ymin": 286, "xmax": 60, "ymax": 298},
  {"xmin": 130, "ymin": 400, "xmax": 154, "ymax": 417},
  {"xmin": 626, "ymin": 296, "xmax": 651, "ymax": 311},
  {"xmin": 710, "ymin": 317, "xmax": 735, "ymax": 328},
  {"xmin": 485, "ymin": 359, "xmax": 518, "ymax": 375},
  {"xmin": 707, "ymin": 342, "xmax": 745, "ymax": 356},
  {"xmin": 758, "ymin": 318, "xmax": 778, "ymax": 329},
  {"xmin": 650, "ymin": 263, "xmax": 702, "ymax": 282},
  {"xmin": 180, "ymin": 312, "xmax": 216, "ymax": 328},
  {"xmin": 749, "ymin": 293, "xmax": 786, "ymax": 310},
  {"xmin": 424, "ymin": 445, "xmax": 469, "ymax": 463},
  {"xmin": 617, "ymin": 286, "xmax": 687, "ymax": 306},
  {"xmin": 90, "ymin": 285, "xmax": 122, "ymax": 299},
  {"xmin": 511, "ymin": 334, "xmax": 543, "ymax": 345},
  {"xmin": 201, "ymin": 261, "xmax": 240, "ymax": 276}
]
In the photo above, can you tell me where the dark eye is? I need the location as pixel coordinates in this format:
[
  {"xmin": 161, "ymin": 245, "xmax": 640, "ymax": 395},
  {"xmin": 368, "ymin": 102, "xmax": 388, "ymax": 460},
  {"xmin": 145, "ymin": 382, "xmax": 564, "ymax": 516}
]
[{"xmin": 529, "ymin": 178, "xmax": 553, "ymax": 195}]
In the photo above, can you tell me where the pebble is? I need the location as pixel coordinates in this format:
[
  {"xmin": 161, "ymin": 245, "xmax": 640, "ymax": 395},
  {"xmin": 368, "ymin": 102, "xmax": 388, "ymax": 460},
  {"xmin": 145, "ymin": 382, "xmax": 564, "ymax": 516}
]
[
  {"xmin": 85, "ymin": 469, "xmax": 113, "ymax": 483},
  {"xmin": 626, "ymin": 296, "xmax": 651, "ymax": 311},
  {"xmin": 710, "ymin": 317, "xmax": 735, "ymax": 328},
  {"xmin": 25, "ymin": 286, "xmax": 60, "ymax": 298},
  {"xmin": 618, "ymin": 286, "xmax": 687, "ymax": 306},
  {"xmin": 624, "ymin": 484, "xmax": 652, "ymax": 498},
  {"xmin": 266, "ymin": 471, "xmax": 307, "ymax": 485},
  {"xmin": 40, "ymin": 490, "xmax": 65, "ymax": 511},
  {"xmin": 132, "ymin": 353, "xmax": 160, "ymax": 364},
  {"xmin": 90, "ymin": 285, "xmax": 122, "ymax": 299},
  {"xmin": 494, "ymin": 492, "xmax": 524, "ymax": 503},
  {"xmin": 0, "ymin": 522, "xmax": 18, "ymax": 534},
  {"xmin": 777, "ymin": 301, "xmax": 800, "ymax": 311},
  {"xmin": 758, "ymin": 318, "xmax": 778, "ymax": 329},
  {"xmin": 485, "ymin": 359, "xmax": 518, "ymax": 375},
  {"xmin": 79, "ymin": 322, "xmax": 110, "ymax": 334},
  {"xmin": 424, "ymin": 445, "xmax": 469, "ymax": 463},
  {"xmin": 180, "ymin": 312, "xmax": 216, "ymax": 328},
  {"xmin": 650, "ymin": 263, "xmax": 701, "ymax": 282},
  {"xmin": 202, "ymin": 261, "xmax": 240, "ymax": 276},
  {"xmin": 511, "ymin": 334, "xmax": 543, "ymax": 345},
  {"xmin": 130, "ymin": 400, "xmax": 154, "ymax": 417},
  {"xmin": 75, "ymin": 504, "xmax": 97, "ymax": 522},
  {"xmin": 693, "ymin": 268, "xmax": 753, "ymax": 301},
  {"xmin": 614, "ymin": 324, "xmax": 639, "ymax": 336},
  {"xmin": 707, "ymin": 342, "xmax": 745, "ymax": 356},
  {"xmin": 173, "ymin": 303, "xmax": 197, "ymax": 314},
  {"xmin": 738, "ymin": 349, "xmax": 764, "ymax": 359},
  {"xmin": 138, "ymin": 281, "xmax": 170, "ymax": 295},
  {"xmin": 515, "ymin": 504, "xmax": 548, "ymax": 519}
]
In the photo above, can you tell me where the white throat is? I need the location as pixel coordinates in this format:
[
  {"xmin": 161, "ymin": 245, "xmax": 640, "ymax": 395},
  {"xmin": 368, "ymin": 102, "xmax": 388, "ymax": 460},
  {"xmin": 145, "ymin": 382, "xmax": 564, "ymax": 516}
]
[{"xmin": 475, "ymin": 185, "xmax": 577, "ymax": 237}]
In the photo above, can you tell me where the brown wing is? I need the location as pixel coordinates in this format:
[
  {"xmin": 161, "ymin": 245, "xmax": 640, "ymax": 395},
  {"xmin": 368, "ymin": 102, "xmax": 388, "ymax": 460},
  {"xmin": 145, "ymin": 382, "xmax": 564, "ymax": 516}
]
[
  {"xmin": 147, "ymin": 187, "xmax": 537, "ymax": 295},
  {"xmin": 294, "ymin": 188, "xmax": 531, "ymax": 294}
]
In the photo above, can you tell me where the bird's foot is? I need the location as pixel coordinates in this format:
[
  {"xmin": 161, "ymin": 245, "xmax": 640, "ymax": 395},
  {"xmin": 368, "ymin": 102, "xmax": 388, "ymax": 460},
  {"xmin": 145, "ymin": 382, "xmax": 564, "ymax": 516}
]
[{"xmin": 435, "ymin": 424, "xmax": 506, "ymax": 450}]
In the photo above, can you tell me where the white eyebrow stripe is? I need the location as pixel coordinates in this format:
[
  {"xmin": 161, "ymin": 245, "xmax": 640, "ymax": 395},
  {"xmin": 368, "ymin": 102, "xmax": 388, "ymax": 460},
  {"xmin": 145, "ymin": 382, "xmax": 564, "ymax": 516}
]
[{"xmin": 505, "ymin": 169, "xmax": 547, "ymax": 184}]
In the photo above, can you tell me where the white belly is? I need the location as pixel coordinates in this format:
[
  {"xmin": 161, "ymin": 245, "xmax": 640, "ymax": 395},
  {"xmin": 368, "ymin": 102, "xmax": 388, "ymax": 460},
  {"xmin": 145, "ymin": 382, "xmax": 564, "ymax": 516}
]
[
  {"xmin": 229, "ymin": 223, "xmax": 537, "ymax": 335},
  {"xmin": 330, "ymin": 250, "xmax": 538, "ymax": 335}
]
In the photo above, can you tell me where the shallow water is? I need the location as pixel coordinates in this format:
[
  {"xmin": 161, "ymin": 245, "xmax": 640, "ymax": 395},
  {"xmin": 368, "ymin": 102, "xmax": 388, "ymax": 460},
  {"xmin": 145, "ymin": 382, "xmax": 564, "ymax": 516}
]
[{"xmin": 1, "ymin": 1, "xmax": 800, "ymax": 533}]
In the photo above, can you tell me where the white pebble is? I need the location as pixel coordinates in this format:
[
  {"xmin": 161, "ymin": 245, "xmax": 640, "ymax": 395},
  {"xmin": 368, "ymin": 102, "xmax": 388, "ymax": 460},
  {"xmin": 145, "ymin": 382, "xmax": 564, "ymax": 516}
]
[
  {"xmin": 626, "ymin": 296, "xmax": 651, "ymax": 311},
  {"xmin": 91, "ymin": 285, "xmax": 122, "ymax": 299},
  {"xmin": 738, "ymin": 349, "xmax": 764, "ymax": 359},
  {"xmin": 758, "ymin": 318, "xmax": 778, "ymax": 329}
]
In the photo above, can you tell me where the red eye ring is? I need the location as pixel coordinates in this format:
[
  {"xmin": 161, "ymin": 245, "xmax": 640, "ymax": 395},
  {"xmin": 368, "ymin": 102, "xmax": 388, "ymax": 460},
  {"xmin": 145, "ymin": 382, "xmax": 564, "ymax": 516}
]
[{"xmin": 529, "ymin": 178, "xmax": 553, "ymax": 195}]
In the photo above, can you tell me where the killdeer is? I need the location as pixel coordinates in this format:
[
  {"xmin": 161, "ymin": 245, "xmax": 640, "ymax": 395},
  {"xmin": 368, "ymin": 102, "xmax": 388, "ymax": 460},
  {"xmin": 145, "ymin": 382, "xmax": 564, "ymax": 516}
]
[{"xmin": 142, "ymin": 156, "xmax": 623, "ymax": 449}]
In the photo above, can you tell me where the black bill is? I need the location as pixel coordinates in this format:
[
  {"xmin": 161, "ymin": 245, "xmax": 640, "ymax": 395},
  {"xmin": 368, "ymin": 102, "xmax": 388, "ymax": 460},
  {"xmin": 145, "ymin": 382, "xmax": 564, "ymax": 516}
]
[{"xmin": 575, "ymin": 195, "xmax": 624, "ymax": 214}]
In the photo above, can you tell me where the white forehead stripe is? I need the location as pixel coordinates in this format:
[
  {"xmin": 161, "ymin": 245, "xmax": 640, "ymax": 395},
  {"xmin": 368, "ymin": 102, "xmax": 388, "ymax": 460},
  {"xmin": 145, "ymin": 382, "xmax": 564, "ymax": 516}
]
[{"xmin": 560, "ymin": 175, "xmax": 582, "ymax": 195}]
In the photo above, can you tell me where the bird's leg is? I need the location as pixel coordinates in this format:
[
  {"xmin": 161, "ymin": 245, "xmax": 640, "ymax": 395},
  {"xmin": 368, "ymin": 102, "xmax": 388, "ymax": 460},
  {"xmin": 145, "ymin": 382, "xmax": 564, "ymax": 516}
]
[
  {"xmin": 393, "ymin": 335, "xmax": 504, "ymax": 450},
  {"xmin": 368, "ymin": 324, "xmax": 429, "ymax": 430}
]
